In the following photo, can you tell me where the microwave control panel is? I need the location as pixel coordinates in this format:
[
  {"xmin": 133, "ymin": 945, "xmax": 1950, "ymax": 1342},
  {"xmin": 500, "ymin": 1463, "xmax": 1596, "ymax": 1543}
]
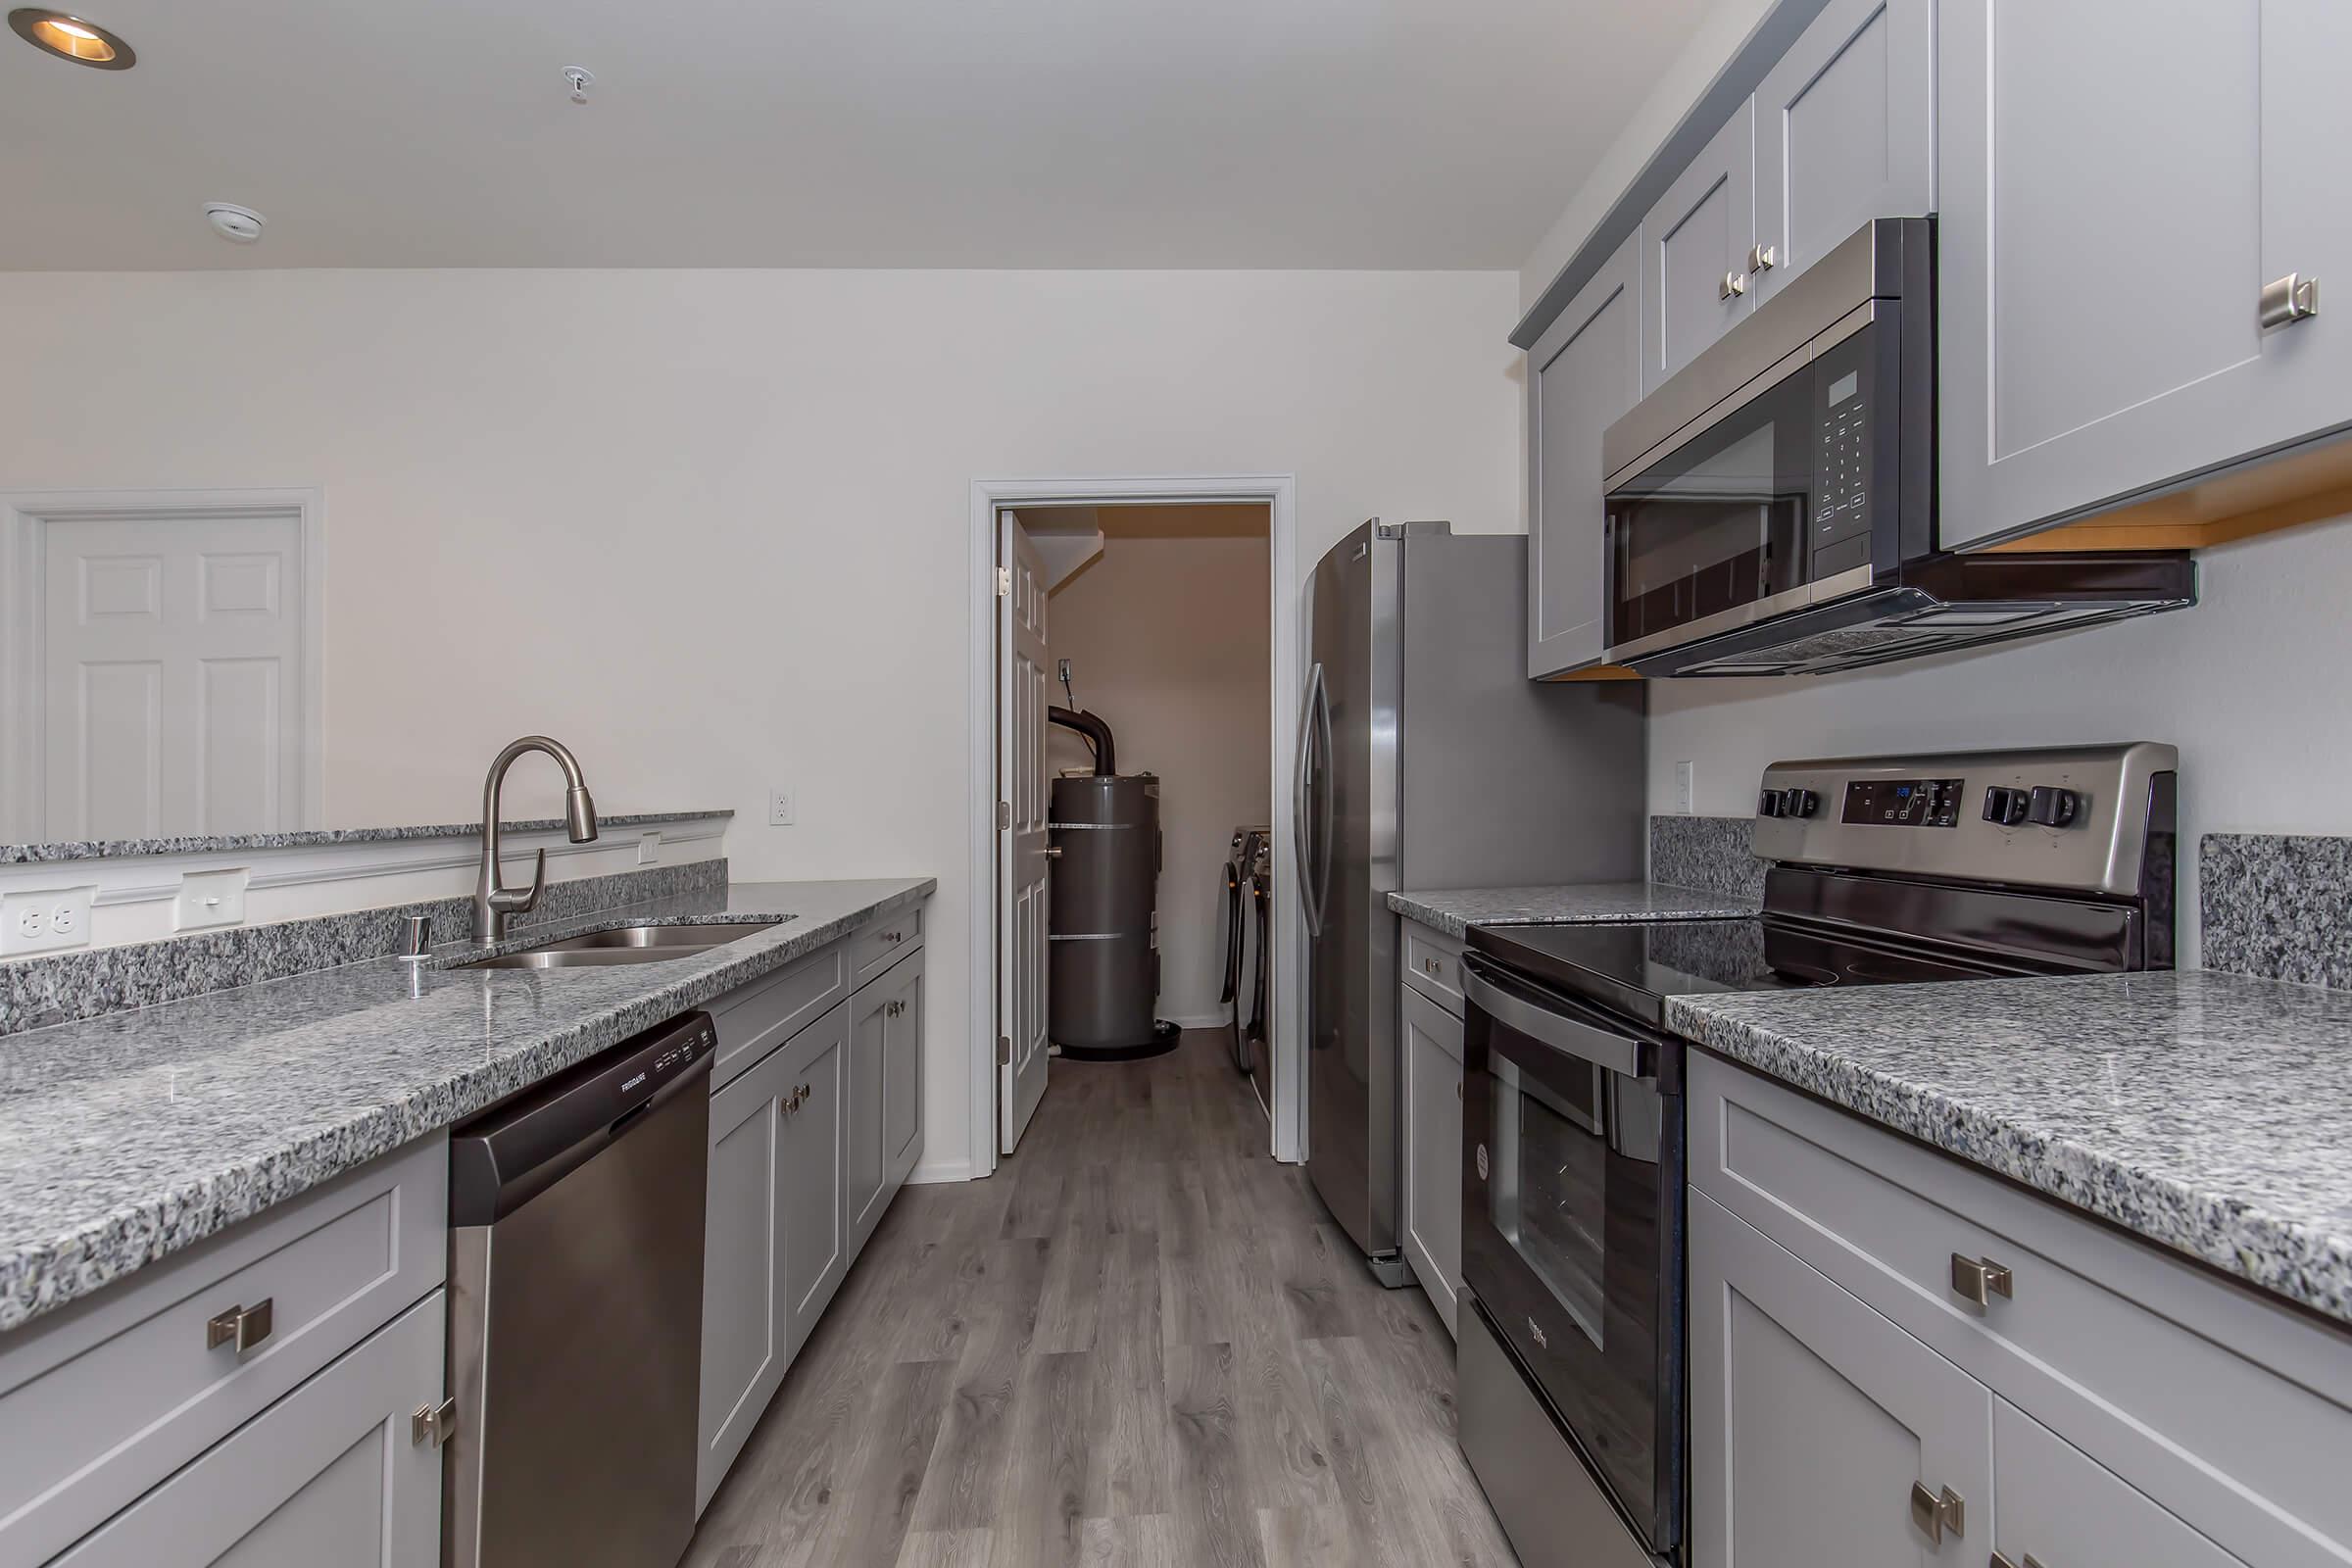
[{"xmin": 1814, "ymin": 368, "xmax": 1869, "ymax": 543}]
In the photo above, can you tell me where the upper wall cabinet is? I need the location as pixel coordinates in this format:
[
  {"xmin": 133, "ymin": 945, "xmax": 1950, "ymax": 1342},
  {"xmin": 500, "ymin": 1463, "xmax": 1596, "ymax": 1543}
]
[
  {"xmin": 1751, "ymin": 0, "xmax": 1936, "ymax": 305},
  {"xmin": 1528, "ymin": 232, "xmax": 1644, "ymax": 678},
  {"xmin": 1642, "ymin": 101, "xmax": 1756, "ymax": 385},
  {"xmin": 1938, "ymin": 0, "xmax": 2352, "ymax": 550}
]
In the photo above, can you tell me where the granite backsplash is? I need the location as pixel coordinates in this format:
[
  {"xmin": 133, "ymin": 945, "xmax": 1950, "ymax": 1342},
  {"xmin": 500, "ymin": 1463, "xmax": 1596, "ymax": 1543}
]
[
  {"xmin": 1648, "ymin": 814, "xmax": 1767, "ymax": 901},
  {"xmin": 2201, "ymin": 835, "xmax": 2352, "ymax": 990},
  {"xmin": 0, "ymin": 858, "xmax": 728, "ymax": 1037}
]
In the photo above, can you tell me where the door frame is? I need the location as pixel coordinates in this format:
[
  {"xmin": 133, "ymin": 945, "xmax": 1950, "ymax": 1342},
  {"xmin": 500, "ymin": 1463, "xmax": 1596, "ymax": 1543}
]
[
  {"xmin": 0, "ymin": 488, "xmax": 327, "ymax": 844},
  {"xmin": 966, "ymin": 474, "xmax": 1303, "ymax": 1179}
]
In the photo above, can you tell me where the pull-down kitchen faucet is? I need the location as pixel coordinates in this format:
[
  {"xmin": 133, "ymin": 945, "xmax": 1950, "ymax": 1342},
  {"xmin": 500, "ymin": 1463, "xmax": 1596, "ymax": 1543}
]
[{"xmin": 473, "ymin": 736, "xmax": 600, "ymax": 942}]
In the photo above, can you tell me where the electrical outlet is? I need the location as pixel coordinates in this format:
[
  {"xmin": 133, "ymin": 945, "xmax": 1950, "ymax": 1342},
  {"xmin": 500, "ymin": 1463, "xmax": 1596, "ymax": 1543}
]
[
  {"xmin": 1057, "ymin": 659, "xmax": 1071, "ymax": 684},
  {"xmin": 2, "ymin": 886, "xmax": 93, "ymax": 956},
  {"xmin": 637, "ymin": 830, "xmax": 662, "ymax": 865},
  {"xmin": 1675, "ymin": 760, "xmax": 1695, "ymax": 815},
  {"xmin": 768, "ymin": 787, "xmax": 796, "ymax": 827}
]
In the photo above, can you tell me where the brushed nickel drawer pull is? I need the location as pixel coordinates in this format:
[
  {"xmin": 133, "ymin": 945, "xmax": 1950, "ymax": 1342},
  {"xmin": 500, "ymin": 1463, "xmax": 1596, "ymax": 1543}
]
[
  {"xmin": 1950, "ymin": 1252, "xmax": 2015, "ymax": 1307},
  {"xmin": 413, "ymin": 1397, "xmax": 458, "ymax": 1447},
  {"xmin": 1909, "ymin": 1481, "xmax": 1965, "ymax": 1543},
  {"xmin": 1990, "ymin": 1553, "xmax": 2049, "ymax": 1568},
  {"xmin": 2260, "ymin": 271, "xmax": 2320, "ymax": 328},
  {"xmin": 206, "ymin": 1298, "xmax": 274, "ymax": 1354}
]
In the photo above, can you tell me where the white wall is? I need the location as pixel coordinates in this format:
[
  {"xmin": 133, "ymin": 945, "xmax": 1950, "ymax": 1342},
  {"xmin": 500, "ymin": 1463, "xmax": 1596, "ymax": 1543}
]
[
  {"xmin": 1647, "ymin": 520, "xmax": 2352, "ymax": 961},
  {"xmin": 1044, "ymin": 525, "xmax": 1271, "ymax": 1025},
  {"xmin": 0, "ymin": 267, "xmax": 1522, "ymax": 1180}
]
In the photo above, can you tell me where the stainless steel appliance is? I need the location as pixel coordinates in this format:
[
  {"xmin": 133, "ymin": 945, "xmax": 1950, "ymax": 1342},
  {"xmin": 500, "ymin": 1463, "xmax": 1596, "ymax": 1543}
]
[
  {"xmin": 1601, "ymin": 219, "xmax": 2196, "ymax": 676},
  {"xmin": 1458, "ymin": 743, "xmax": 2178, "ymax": 1567},
  {"xmin": 443, "ymin": 1011, "xmax": 715, "ymax": 1568},
  {"xmin": 1299, "ymin": 518, "xmax": 1645, "ymax": 1285},
  {"xmin": 1218, "ymin": 825, "xmax": 1267, "ymax": 1075},
  {"xmin": 1244, "ymin": 830, "xmax": 1274, "ymax": 1113}
]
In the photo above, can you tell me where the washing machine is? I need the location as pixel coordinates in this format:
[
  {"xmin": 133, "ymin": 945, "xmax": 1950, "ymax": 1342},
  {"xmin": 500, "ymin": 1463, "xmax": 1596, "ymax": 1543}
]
[
  {"xmin": 1217, "ymin": 825, "xmax": 1269, "ymax": 1074},
  {"xmin": 1243, "ymin": 831, "xmax": 1274, "ymax": 1115}
]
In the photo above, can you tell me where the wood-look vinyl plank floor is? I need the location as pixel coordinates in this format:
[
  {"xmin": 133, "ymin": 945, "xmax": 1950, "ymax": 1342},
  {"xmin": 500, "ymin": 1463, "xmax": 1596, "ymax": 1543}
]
[{"xmin": 686, "ymin": 1031, "xmax": 1519, "ymax": 1567}]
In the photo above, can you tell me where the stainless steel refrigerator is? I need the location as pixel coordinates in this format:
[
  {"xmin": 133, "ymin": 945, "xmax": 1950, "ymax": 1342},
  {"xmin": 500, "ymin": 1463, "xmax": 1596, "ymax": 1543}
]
[{"xmin": 1298, "ymin": 519, "xmax": 1645, "ymax": 1284}]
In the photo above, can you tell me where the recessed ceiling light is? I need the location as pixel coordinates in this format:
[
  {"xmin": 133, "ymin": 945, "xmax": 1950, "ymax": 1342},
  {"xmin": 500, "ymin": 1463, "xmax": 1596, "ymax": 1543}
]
[{"xmin": 8, "ymin": 8, "xmax": 135, "ymax": 69}]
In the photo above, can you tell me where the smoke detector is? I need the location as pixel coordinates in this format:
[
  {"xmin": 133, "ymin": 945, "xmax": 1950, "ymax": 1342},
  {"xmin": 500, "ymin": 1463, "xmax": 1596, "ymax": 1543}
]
[{"xmin": 203, "ymin": 203, "xmax": 266, "ymax": 244}]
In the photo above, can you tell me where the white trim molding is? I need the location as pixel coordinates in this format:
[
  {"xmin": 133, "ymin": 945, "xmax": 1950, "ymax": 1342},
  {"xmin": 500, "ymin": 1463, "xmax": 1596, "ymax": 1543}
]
[
  {"xmin": 0, "ymin": 487, "xmax": 328, "ymax": 845},
  {"xmin": 966, "ymin": 475, "xmax": 1304, "ymax": 1183}
]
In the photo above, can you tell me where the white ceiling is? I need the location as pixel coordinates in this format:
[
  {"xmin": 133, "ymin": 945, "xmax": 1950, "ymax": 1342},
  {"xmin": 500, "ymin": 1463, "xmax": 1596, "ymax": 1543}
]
[{"xmin": 0, "ymin": 0, "xmax": 1711, "ymax": 270}]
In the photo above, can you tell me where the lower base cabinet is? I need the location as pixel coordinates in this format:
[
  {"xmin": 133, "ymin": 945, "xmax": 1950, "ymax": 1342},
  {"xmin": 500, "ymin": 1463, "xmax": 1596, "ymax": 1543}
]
[
  {"xmin": 53, "ymin": 1293, "xmax": 446, "ymax": 1567},
  {"xmin": 1689, "ymin": 1191, "xmax": 1990, "ymax": 1565},
  {"xmin": 1690, "ymin": 1190, "xmax": 2257, "ymax": 1568},
  {"xmin": 697, "ymin": 925, "xmax": 927, "ymax": 1516},
  {"xmin": 1399, "ymin": 984, "xmax": 1462, "ymax": 1338}
]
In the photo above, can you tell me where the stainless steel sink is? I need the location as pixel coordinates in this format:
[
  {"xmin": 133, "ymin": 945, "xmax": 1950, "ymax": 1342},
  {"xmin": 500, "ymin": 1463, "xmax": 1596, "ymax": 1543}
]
[{"xmin": 454, "ymin": 919, "xmax": 783, "ymax": 971}]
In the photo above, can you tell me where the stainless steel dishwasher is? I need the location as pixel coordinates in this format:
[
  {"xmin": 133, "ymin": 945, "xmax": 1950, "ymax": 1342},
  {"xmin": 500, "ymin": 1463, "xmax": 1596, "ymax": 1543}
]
[{"xmin": 442, "ymin": 1010, "xmax": 714, "ymax": 1568}]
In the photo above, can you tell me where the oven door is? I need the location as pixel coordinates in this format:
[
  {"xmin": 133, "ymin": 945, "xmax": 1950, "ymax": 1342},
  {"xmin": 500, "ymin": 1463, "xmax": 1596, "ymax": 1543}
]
[
  {"xmin": 1604, "ymin": 310, "xmax": 1895, "ymax": 665},
  {"xmin": 1461, "ymin": 953, "xmax": 1684, "ymax": 1557}
]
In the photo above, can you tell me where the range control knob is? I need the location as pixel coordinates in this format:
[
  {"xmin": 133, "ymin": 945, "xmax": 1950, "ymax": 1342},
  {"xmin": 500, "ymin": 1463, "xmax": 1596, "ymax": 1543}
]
[
  {"xmin": 1778, "ymin": 787, "xmax": 1820, "ymax": 819},
  {"xmin": 2027, "ymin": 785, "xmax": 2081, "ymax": 828},
  {"xmin": 1757, "ymin": 789, "xmax": 1784, "ymax": 818},
  {"xmin": 1982, "ymin": 786, "xmax": 2030, "ymax": 826}
]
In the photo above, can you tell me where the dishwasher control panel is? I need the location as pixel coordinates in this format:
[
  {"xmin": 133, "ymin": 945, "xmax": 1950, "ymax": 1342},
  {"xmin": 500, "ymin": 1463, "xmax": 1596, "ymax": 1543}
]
[{"xmin": 628, "ymin": 1017, "xmax": 714, "ymax": 1098}]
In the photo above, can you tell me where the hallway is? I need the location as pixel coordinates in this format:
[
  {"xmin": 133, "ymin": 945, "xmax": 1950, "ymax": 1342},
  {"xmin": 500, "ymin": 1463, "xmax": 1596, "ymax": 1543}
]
[{"xmin": 683, "ymin": 1031, "xmax": 1518, "ymax": 1567}]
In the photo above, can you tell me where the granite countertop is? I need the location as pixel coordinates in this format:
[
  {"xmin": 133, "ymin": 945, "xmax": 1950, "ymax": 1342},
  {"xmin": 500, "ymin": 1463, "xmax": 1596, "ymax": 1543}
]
[
  {"xmin": 0, "ymin": 876, "xmax": 932, "ymax": 1332},
  {"xmin": 1389, "ymin": 880, "xmax": 1762, "ymax": 939},
  {"xmin": 0, "ymin": 809, "xmax": 735, "ymax": 865},
  {"xmin": 1668, "ymin": 969, "xmax": 2352, "ymax": 1325}
]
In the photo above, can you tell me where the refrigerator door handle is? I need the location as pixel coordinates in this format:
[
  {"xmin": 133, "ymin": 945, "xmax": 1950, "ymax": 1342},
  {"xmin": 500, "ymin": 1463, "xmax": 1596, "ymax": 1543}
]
[
  {"xmin": 1294, "ymin": 662, "xmax": 1327, "ymax": 937},
  {"xmin": 1312, "ymin": 670, "xmax": 1336, "ymax": 926}
]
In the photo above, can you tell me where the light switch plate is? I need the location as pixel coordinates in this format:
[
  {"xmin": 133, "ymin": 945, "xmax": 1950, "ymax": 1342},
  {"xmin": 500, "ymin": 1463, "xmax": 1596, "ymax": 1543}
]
[
  {"xmin": 2, "ymin": 886, "xmax": 95, "ymax": 956},
  {"xmin": 174, "ymin": 868, "xmax": 250, "ymax": 932},
  {"xmin": 768, "ymin": 787, "xmax": 795, "ymax": 827},
  {"xmin": 1675, "ymin": 760, "xmax": 1695, "ymax": 814}
]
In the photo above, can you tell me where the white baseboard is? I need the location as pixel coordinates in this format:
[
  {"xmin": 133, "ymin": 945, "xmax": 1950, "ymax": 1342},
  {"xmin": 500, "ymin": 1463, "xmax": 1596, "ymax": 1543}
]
[{"xmin": 907, "ymin": 1157, "xmax": 975, "ymax": 1185}]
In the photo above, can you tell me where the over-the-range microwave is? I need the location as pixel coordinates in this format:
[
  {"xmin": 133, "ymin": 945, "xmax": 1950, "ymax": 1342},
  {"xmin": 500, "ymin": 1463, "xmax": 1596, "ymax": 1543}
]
[{"xmin": 1600, "ymin": 217, "xmax": 2196, "ymax": 676}]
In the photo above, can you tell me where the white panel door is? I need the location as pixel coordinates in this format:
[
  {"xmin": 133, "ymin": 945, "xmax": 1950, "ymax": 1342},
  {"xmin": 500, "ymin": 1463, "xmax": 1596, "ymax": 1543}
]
[
  {"xmin": 998, "ymin": 516, "xmax": 1051, "ymax": 1154},
  {"xmin": 37, "ymin": 511, "xmax": 306, "ymax": 841}
]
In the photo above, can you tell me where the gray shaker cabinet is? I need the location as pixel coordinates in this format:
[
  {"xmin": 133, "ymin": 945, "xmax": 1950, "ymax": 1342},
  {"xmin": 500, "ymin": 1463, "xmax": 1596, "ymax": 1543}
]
[
  {"xmin": 698, "ymin": 1022, "xmax": 796, "ymax": 1512},
  {"xmin": 1688, "ymin": 1191, "xmax": 1993, "ymax": 1568},
  {"xmin": 1993, "ymin": 1399, "xmax": 2250, "ymax": 1568},
  {"xmin": 777, "ymin": 1000, "xmax": 850, "ymax": 1364},
  {"xmin": 51, "ymin": 1294, "xmax": 445, "ymax": 1568},
  {"xmin": 1526, "ymin": 230, "xmax": 1643, "ymax": 678},
  {"xmin": 1641, "ymin": 98, "xmax": 1755, "ymax": 387},
  {"xmin": 1398, "ymin": 982, "xmax": 1462, "ymax": 1340},
  {"xmin": 1751, "ymin": 0, "xmax": 1935, "ymax": 306},
  {"xmin": 1938, "ymin": 0, "xmax": 2352, "ymax": 549}
]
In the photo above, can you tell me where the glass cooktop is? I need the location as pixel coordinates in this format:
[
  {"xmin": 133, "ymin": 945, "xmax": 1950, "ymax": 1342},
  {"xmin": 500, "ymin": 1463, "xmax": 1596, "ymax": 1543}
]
[{"xmin": 1466, "ymin": 916, "xmax": 2029, "ymax": 1030}]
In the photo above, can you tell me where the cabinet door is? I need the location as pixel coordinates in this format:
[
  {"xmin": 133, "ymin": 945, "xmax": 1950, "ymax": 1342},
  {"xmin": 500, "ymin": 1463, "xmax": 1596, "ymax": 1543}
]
[
  {"xmin": 1642, "ymin": 98, "xmax": 1756, "ymax": 387},
  {"xmin": 699, "ymin": 1041, "xmax": 791, "ymax": 1513},
  {"xmin": 880, "ymin": 949, "xmax": 925, "ymax": 1185},
  {"xmin": 779, "ymin": 1001, "xmax": 850, "ymax": 1362},
  {"xmin": 1527, "ymin": 230, "xmax": 1643, "ymax": 678},
  {"xmin": 1399, "ymin": 986, "xmax": 1462, "ymax": 1339},
  {"xmin": 846, "ymin": 979, "xmax": 889, "ymax": 1255},
  {"xmin": 1751, "ymin": 0, "xmax": 1935, "ymax": 304},
  {"xmin": 1689, "ymin": 1191, "xmax": 1991, "ymax": 1568},
  {"xmin": 1993, "ymin": 1399, "xmax": 2251, "ymax": 1568},
  {"xmin": 53, "ymin": 1294, "xmax": 443, "ymax": 1568},
  {"xmin": 1938, "ymin": 0, "xmax": 2352, "ymax": 549}
]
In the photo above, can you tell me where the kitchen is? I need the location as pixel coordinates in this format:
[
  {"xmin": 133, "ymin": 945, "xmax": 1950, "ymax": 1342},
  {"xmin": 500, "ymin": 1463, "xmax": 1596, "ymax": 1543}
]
[{"xmin": 1, "ymin": 0, "xmax": 2349, "ymax": 1565}]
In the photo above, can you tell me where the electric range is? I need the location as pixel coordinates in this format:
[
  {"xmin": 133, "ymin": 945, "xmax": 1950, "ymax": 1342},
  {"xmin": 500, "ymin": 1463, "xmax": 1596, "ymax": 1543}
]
[{"xmin": 1452, "ymin": 744, "xmax": 2178, "ymax": 1568}]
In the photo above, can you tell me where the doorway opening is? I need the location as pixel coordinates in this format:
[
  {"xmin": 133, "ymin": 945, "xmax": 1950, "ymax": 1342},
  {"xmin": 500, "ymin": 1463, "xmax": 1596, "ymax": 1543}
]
[{"xmin": 968, "ymin": 476, "xmax": 1302, "ymax": 1179}]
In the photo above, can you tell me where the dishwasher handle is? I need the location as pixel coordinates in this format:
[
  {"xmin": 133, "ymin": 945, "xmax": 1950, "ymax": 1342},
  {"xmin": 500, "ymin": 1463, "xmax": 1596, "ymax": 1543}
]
[{"xmin": 450, "ymin": 1011, "xmax": 717, "ymax": 1227}]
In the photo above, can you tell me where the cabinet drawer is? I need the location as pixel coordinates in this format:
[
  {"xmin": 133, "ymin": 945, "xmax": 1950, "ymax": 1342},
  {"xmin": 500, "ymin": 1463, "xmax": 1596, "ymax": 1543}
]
[
  {"xmin": 1994, "ymin": 1397, "xmax": 2250, "ymax": 1568},
  {"xmin": 1690, "ymin": 1054, "xmax": 2352, "ymax": 1567},
  {"xmin": 1399, "ymin": 922, "xmax": 1465, "ymax": 1015},
  {"xmin": 52, "ymin": 1291, "xmax": 445, "ymax": 1568},
  {"xmin": 0, "ymin": 1136, "xmax": 448, "ymax": 1566},
  {"xmin": 709, "ymin": 939, "xmax": 851, "ymax": 1090},
  {"xmin": 850, "ymin": 906, "xmax": 922, "ymax": 989}
]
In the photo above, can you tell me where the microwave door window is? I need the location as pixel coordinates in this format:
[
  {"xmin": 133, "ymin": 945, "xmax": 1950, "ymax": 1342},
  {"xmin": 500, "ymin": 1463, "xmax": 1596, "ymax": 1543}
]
[{"xmin": 1610, "ymin": 364, "xmax": 1817, "ymax": 646}]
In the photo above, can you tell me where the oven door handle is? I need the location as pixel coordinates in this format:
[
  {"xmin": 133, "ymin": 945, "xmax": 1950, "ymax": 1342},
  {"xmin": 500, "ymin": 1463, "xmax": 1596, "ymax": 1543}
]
[{"xmin": 1464, "ymin": 967, "xmax": 1651, "ymax": 1082}]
